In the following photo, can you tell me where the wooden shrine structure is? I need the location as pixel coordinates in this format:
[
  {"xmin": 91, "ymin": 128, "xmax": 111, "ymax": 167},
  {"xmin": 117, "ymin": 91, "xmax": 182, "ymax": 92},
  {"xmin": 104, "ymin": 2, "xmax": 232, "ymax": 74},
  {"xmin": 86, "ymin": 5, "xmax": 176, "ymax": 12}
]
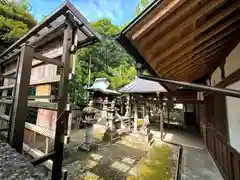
[
  {"xmin": 0, "ymin": 1, "xmax": 101, "ymax": 179},
  {"xmin": 116, "ymin": 0, "xmax": 240, "ymax": 179}
]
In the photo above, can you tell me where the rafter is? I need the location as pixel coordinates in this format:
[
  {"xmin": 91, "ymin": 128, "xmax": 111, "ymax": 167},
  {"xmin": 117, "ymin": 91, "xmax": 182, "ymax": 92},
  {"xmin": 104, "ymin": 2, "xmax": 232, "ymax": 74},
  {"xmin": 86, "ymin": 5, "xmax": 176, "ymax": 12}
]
[
  {"xmin": 142, "ymin": 0, "xmax": 225, "ymax": 60},
  {"xmin": 160, "ymin": 39, "xmax": 229, "ymax": 76},
  {"xmin": 155, "ymin": 18, "xmax": 240, "ymax": 71},
  {"xmin": 136, "ymin": 0, "xmax": 203, "ymax": 49},
  {"xmin": 151, "ymin": 2, "xmax": 239, "ymax": 68},
  {"xmin": 132, "ymin": 0, "xmax": 187, "ymax": 41}
]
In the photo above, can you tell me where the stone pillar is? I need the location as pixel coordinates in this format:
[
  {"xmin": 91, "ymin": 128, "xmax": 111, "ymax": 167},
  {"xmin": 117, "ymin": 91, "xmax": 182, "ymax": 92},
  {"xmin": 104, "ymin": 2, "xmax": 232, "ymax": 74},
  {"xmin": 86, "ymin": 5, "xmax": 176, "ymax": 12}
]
[
  {"xmin": 124, "ymin": 95, "xmax": 130, "ymax": 116},
  {"xmin": 133, "ymin": 102, "xmax": 138, "ymax": 131},
  {"xmin": 102, "ymin": 97, "xmax": 108, "ymax": 119},
  {"xmin": 108, "ymin": 100, "xmax": 116, "ymax": 132},
  {"xmin": 85, "ymin": 124, "xmax": 93, "ymax": 145},
  {"xmin": 120, "ymin": 102, "xmax": 124, "ymax": 115},
  {"xmin": 125, "ymin": 95, "xmax": 132, "ymax": 130},
  {"xmin": 103, "ymin": 100, "xmax": 119, "ymax": 142}
]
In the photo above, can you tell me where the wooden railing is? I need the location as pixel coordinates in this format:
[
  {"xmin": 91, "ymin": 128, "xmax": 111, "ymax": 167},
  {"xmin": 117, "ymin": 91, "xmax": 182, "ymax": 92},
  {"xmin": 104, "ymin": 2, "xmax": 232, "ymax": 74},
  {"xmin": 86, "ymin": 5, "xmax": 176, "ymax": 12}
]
[{"xmin": 206, "ymin": 125, "xmax": 240, "ymax": 180}]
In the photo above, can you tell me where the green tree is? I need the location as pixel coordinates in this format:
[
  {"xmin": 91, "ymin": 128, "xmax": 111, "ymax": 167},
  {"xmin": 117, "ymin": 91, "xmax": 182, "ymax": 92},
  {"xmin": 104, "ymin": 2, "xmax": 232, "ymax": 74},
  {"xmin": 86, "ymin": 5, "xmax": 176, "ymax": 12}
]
[
  {"xmin": 0, "ymin": 0, "xmax": 36, "ymax": 52},
  {"xmin": 135, "ymin": 0, "xmax": 151, "ymax": 16},
  {"xmin": 70, "ymin": 18, "xmax": 136, "ymax": 105}
]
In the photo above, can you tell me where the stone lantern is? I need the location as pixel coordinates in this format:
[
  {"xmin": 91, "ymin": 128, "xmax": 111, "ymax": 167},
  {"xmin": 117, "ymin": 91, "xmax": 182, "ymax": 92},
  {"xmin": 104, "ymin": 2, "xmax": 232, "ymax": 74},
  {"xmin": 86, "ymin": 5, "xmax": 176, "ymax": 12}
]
[
  {"xmin": 78, "ymin": 100, "xmax": 100, "ymax": 151},
  {"xmin": 103, "ymin": 100, "xmax": 120, "ymax": 142}
]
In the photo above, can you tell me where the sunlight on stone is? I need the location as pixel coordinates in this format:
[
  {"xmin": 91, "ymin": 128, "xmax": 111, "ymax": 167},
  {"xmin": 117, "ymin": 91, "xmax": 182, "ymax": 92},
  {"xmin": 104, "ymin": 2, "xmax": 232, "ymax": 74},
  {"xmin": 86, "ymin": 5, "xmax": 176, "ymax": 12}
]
[
  {"xmin": 122, "ymin": 157, "xmax": 136, "ymax": 165},
  {"xmin": 117, "ymin": 140, "xmax": 138, "ymax": 149},
  {"xmin": 90, "ymin": 153, "xmax": 103, "ymax": 161},
  {"xmin": 111, "ymin": 161, "xmax": 131, "ymax": 172},
  {"xmin": 128, "ymin": 168, "xmax": 137, "ymax": 176},
  {"xmin": 163, "ymin": 133, "xmax": 174, "ymax": 141},
  {"xmin": 86, "ymin": 160, "xmax": 98, "ymax": 168},
  {"xmin": 82, "ymin": 171, "xmax": 99, "ymax": 180}
]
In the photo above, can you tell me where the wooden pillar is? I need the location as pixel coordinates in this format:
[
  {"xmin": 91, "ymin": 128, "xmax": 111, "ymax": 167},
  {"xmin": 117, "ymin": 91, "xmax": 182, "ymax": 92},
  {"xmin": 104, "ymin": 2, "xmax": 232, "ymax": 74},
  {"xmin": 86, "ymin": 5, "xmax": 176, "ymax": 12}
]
[
  {"xmin": 120, "ymin": 102, "xmax": 124, "ymax": 115},
  {"xmin": 8, "ymin": 44, "xmax": 33, "ymax": 152},
  {"xmin": 133, "ymin": 102, "xmax": 138, "ymax": 131},
  {"xmin": 142, "ymin": 103, "xmax": 145, "ymax": 119},
  {"xmin": 126, "ymin": 95, "xmax": 132, "ymax": 130},
  {"xmin": 167, "ymin": 102, "xmax": 170, "ymax": 128},
  {"xmin": 159, "ymin": 96, "xmax": 164, "ymax": 141},
  {"xmin": 52, "ymin": 20, "xmax": 73, "ymax": 180}
]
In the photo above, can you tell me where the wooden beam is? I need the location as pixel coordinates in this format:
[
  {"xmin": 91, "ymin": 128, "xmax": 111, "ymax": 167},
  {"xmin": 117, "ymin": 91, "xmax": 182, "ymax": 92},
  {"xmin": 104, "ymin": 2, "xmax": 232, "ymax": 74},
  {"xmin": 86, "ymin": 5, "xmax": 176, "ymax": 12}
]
[
  {"xmin": 8, "ymin": 45, "xmax": 33, "ymax": 153},
  {"xmin": 0, "ymin": 85, "xmax": 14, "ymax": 90},
  {"xmin": 33, "ymin": 53, "xmax": 62, "ymax": 66},
  {"xmin": 137, "ymin": 0, "xmax": 203, "ymax": 49},
  {"xmin": 0, "ymin": 114, "xmax": 10, "ymax": 121},
  {"xmin": 163, "ymin": 45, "xmax": 226, "ymax": 77},
  {"xmin": 0, "ymin": 75, "xmax": 60, "ymax": 91},
  {"xmin": 174, "ymin": 66, "xmax": 208, "ymax": 81},
  {"xmin": 30, "ymin": 75, "xmax": 60, "ymax": 86},
  {"xmin": 176, "ymin": 62, "xmax": 217, "ymax": 82},
  {"xmin": 25, "ymin": 122, "xmax": 55, "ymax": 139},
  {"xmin": 142, "ymin": 0, "xmax": 225, "ymax": 58},
  {"xmin": 0, "ymin": 99, "xmax": 58, "ymax": 110},
  {"xmin": 132, "ymin": 0, "xmax": 187, "ymax": 40},
  {"xmin": 152, "ymin": 2, "xmax": 239, "ymax": 68},
  {"xmin": 2, "ymin": 60, "xmax": 43, "ymax": 76},
  {"xmin": 156, "ymin": 18, "xmax": 240, "ymax": 72},
  {"xmin": 173, "ymin": 57, "xmax": 218, "ymax": 78}
]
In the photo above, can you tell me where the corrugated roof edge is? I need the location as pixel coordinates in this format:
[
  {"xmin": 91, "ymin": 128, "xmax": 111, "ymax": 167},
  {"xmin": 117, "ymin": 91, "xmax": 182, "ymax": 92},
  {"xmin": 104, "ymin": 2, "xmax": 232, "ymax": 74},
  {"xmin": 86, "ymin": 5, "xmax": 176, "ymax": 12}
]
[{"xmin": 0, "ymin": 0, "xmax": 102, "ymax": 61}]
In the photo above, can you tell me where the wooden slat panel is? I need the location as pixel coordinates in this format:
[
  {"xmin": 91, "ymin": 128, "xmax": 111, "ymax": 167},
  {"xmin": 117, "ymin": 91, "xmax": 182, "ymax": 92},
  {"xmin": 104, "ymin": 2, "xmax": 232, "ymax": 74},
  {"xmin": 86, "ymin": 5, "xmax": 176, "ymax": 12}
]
[
  {"xmin": 137, "ymin": 0, "xmax": 206, "ymax": 50},
  {"xmin": 132, "ymin": 0, "xmax": 187, "ymax": 40},
  {"xmin": 162, "ymin": 36, "xmax": 232, "ymax": 76},
  {"xmin": 25, "ymin": 122, "xmax": 55, "ymax": 139},
  {"xmin": 155, "ymin": 18, "xmax": 240, "ymax": 73},
  {"xmin": 151, "ymin": 2, "xmax": 239, "ymax": 68}
]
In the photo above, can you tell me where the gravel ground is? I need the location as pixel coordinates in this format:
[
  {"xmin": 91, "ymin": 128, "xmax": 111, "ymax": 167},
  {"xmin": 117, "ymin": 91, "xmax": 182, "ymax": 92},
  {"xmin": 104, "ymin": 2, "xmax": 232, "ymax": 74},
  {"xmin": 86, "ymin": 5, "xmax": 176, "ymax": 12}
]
[{"xmin": 0, "ymin": 140, "xmax": 49, "ymax": 180}]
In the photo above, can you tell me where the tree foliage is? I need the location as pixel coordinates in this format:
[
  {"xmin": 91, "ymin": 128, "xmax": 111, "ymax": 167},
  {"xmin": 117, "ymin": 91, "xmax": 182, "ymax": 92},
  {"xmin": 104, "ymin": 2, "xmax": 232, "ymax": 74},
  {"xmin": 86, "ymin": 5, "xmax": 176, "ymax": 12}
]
[
  {"xmin": 70, "ymin": 18, "xmax": 136, "ymax": 105},
  {"xmin": 0, "ymin": 0, "xmax": 36, "ymax": 52},
  {"xmin": 135, "ymin": 0, "xmax": 151, "ymax": 16}
]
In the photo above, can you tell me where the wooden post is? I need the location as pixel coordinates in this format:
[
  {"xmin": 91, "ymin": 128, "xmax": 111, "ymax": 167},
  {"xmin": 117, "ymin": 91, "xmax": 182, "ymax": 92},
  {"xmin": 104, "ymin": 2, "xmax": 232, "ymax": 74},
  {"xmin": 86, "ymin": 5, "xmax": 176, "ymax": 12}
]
[
  {"xmin": 134, "ymin": 102, "xmax": 138, "ymax": 131},
  {"xmin": 52, "ymin": 19, "xmax": 73, "ymax": 180},
  {"xmin": 159, "ymin": 96, "xmax": 164, "ymax": 141},
  {"xmin": 8, "ymin": 44, "xmax": 33, "ymax": 152},
  {"xmin": 167, "ymin": 102, "xmax": 170, "ymax": 128},
  {"xmin": 125, "ymin": 95, "xmax": 132, "ymax": 130},
  {"xmin": 45, "ymin": 137, "xmax": 49, "ymax": 154},
  {"xmin": 142, "ymin": 103, "xmax": 145, "ymax": 119},
  {"xmin": 120, "ymin": 102, "xmax": 124, "ymax": 115}
]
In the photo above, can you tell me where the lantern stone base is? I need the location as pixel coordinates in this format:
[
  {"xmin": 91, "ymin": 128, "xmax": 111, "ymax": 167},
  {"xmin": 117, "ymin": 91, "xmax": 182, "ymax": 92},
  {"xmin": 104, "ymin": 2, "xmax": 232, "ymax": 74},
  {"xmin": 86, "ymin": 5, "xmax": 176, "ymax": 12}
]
[
  {"xmin": 78, "ymin": 143, "xmax": 98, "ymax": 152},
  {"xmin": 130, "ymin": 126, "xmax": 154, "ymax": 146},
  {"xmin": 103, "ymin": 130, "xmax": 120, "ymax": 142},
  {"xmin": 78, "ymin": 123, "xmax": 98, "ymax": 152}
]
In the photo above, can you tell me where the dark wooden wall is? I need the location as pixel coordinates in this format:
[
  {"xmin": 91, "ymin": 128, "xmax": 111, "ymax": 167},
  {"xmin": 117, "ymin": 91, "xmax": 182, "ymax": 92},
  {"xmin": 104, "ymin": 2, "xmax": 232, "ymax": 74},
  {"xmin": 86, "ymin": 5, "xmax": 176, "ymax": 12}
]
[{"xmin": 202, "ymin": 92, "xmax": 240, "ymax": 180}]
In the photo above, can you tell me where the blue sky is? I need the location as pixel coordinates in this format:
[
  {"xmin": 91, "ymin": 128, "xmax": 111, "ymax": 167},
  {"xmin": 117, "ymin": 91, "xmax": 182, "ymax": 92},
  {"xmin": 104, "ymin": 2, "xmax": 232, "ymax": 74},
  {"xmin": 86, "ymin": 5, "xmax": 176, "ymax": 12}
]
[{"xmin": 29, "ymin": 0, "xmax": 139, "ymax": 26}]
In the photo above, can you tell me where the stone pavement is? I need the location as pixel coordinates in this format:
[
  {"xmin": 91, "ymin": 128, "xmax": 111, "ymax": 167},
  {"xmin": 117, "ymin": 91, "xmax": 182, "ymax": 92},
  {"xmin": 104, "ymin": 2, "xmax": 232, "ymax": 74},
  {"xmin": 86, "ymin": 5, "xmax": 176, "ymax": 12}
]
[
  {"xmin": 150, "ymin": 124, "xmax": 224, "ymax": 180},
  {"xmin": 63, "ymin": 129, "xmax": 149, "ymax": 180},
  {"xmin": 180, "ymin": 147, "xmax": 223, "ymax": 180},
  {"xmin": 63, "ymin": 128, "xmax": 179, "ymax": 180}
]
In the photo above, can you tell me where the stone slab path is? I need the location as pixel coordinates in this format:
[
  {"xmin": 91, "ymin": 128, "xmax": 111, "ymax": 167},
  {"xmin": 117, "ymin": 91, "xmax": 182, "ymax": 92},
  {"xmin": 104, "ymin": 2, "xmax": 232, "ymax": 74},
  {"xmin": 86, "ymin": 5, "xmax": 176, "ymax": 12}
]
[
  {"xmin": 63, "ymin": 130, "xmax": 149, "ymax": 180},
  {"xmin": 180, "ymin": 147, "xmax": 223, "ymax": 180}
]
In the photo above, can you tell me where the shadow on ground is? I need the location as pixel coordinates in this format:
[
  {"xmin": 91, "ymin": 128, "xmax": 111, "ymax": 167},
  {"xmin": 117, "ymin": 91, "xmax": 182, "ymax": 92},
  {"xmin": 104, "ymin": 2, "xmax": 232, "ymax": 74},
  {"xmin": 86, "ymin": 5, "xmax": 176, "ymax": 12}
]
[{"xmin": 63, "ymin": 129, "xmax": 148, "ymax": 180}]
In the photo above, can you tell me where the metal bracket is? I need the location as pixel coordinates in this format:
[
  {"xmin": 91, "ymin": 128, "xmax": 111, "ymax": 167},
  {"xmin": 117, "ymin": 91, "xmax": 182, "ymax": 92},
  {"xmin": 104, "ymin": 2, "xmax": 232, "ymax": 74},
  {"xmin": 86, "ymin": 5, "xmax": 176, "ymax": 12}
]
[{"xmin": 60, "ymin": 135, "xmax": 70, "ymax": 144}]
